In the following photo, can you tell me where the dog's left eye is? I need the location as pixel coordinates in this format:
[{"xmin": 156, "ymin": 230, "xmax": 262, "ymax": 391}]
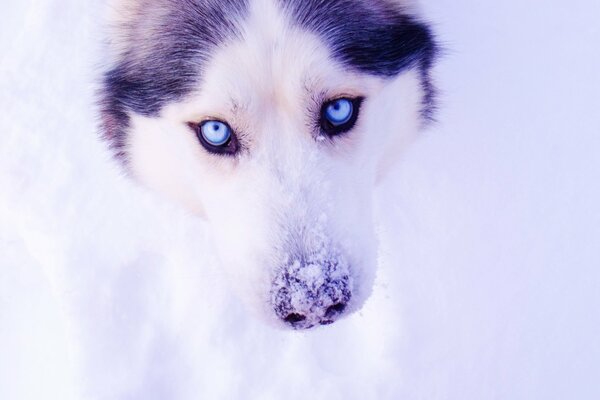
[
  {"xmin": 201, "ymin": 121, "xmax": 231, "ymax": 146},
  {"xmin": 320, "ymin": 97, "xmax": 363, "ymax": 136}
]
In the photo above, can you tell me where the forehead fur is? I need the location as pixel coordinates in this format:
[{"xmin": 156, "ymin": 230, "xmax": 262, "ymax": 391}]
[{"xmin": 99, "ymin": 0, "xmax": 436, "ymax": 159}]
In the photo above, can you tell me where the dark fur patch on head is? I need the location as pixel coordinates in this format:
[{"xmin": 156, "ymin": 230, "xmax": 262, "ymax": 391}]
[
  {"xmin": 98, "ymin": 0, "xmax": 249, "ymax": 161},
  {"xmin": 280, "ymin": 0, "xmax": 438, "ymax": 121}
]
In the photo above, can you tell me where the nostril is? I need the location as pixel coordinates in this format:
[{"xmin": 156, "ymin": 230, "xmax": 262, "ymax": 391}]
[
  {"xmin": 284, "ymin": 313, "xmax": 306, "ymax": 324},
  {"xmin": 325, "ymin": 303, "xmax": 346, "ymax": 318}
]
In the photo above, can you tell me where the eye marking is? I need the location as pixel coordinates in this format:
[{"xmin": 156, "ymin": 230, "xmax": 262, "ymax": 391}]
[
  {"xmin": 188, "ymin": 119, "xmax": 239, "ymax": 156},
  {"xmin": 320, "ymin": 97, "xmax": 363, "ymax": 137}
]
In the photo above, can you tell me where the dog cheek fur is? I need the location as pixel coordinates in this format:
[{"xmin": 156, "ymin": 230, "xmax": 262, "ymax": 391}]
[{"xmin": 370, "ymin": 68, "xmax": 428, "ymax": 181}]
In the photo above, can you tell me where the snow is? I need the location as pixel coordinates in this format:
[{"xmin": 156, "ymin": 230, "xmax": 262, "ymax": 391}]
[{"xmin": 1, "ymin": 0, "xmax": 600, "ymax": 399}]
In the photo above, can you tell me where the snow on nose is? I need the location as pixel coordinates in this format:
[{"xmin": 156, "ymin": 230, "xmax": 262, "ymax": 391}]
[{"xmin": 271, "ymin": 258, "xmax": 352, "ymax": 329}]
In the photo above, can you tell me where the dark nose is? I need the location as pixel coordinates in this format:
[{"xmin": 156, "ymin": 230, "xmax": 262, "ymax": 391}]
[{"xmin": 271, "ymin": 265, "xmax": 352, "ymax": 329}]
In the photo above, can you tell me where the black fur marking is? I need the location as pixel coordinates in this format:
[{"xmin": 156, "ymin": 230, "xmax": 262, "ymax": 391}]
[
  {"xmin": 98, "ymin": 0, "xmax": 249, "ymax": 161},
  {"xmin": 280, "ymin": 0, "xmax": 438, "ymax": 120}
]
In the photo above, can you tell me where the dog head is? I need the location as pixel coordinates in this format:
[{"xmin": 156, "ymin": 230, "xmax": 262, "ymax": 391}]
[{"xmin": 99, "ymin": 0, "xmax": 436, "ymax": 329}]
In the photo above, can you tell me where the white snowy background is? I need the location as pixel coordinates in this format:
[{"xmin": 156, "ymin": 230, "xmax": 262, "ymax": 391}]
[{"xmin": 1, "ymin": 0, "xmax": 599, "ymax": 399}]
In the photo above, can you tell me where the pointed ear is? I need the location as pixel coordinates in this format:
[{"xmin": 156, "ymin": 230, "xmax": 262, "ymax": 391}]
[
  {"xmin": 105, "ymin": 0, "xmax": 143, "ymax": 26},
  {"xmin": 104, "ymin": 0, "xmax": 148, "ymax": 57}
]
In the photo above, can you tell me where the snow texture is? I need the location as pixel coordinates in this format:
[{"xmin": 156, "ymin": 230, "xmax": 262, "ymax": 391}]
[{"xmin": 1, "ymin": 0, "xmax": 600, "ymax": 399}]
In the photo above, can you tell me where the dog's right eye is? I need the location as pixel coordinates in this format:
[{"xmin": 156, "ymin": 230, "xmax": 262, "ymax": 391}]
[
  {"xmin": 320, "ymin": 97, "xmax": 363, "ymax": 137},
  {"xmin": 190, "ymin": 120, "xmax": 239, "ymax": 156}
]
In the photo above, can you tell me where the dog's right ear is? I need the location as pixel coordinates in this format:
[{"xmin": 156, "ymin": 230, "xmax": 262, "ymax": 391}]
[
  {"xmin": 103, "ymin": 0, "xmax": 150, "ymax": 57},
  {"xmin": 105, "ymin": 0, "xmax": 143, "ymax": 26}
]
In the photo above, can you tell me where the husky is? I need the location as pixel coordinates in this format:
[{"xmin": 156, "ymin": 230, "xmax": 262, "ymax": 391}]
[{"xmin": 99, "ymin": 0, "xmax": 437, "ymax": 330}]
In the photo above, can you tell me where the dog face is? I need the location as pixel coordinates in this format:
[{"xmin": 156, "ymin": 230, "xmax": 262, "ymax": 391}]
[{"xmin": 100, "ymin": 0, "xmax": 436, "ymax": 329}]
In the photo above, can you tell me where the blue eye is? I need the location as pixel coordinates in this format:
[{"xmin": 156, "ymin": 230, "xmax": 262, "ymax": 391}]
[
  {"xmin": 320, "ymin": 97, "xmax": 362, "ymax": 136},
  {"xmin": 200, "ymin": 120, "xmax": 231, "ymax": 146},
  {"xmin": 325, "ymin": 98, "xmax": 354, "ymax": 126},
  {"xmin": 190, "ymin": 119, "xmax": 239, "ymax": 156}
]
